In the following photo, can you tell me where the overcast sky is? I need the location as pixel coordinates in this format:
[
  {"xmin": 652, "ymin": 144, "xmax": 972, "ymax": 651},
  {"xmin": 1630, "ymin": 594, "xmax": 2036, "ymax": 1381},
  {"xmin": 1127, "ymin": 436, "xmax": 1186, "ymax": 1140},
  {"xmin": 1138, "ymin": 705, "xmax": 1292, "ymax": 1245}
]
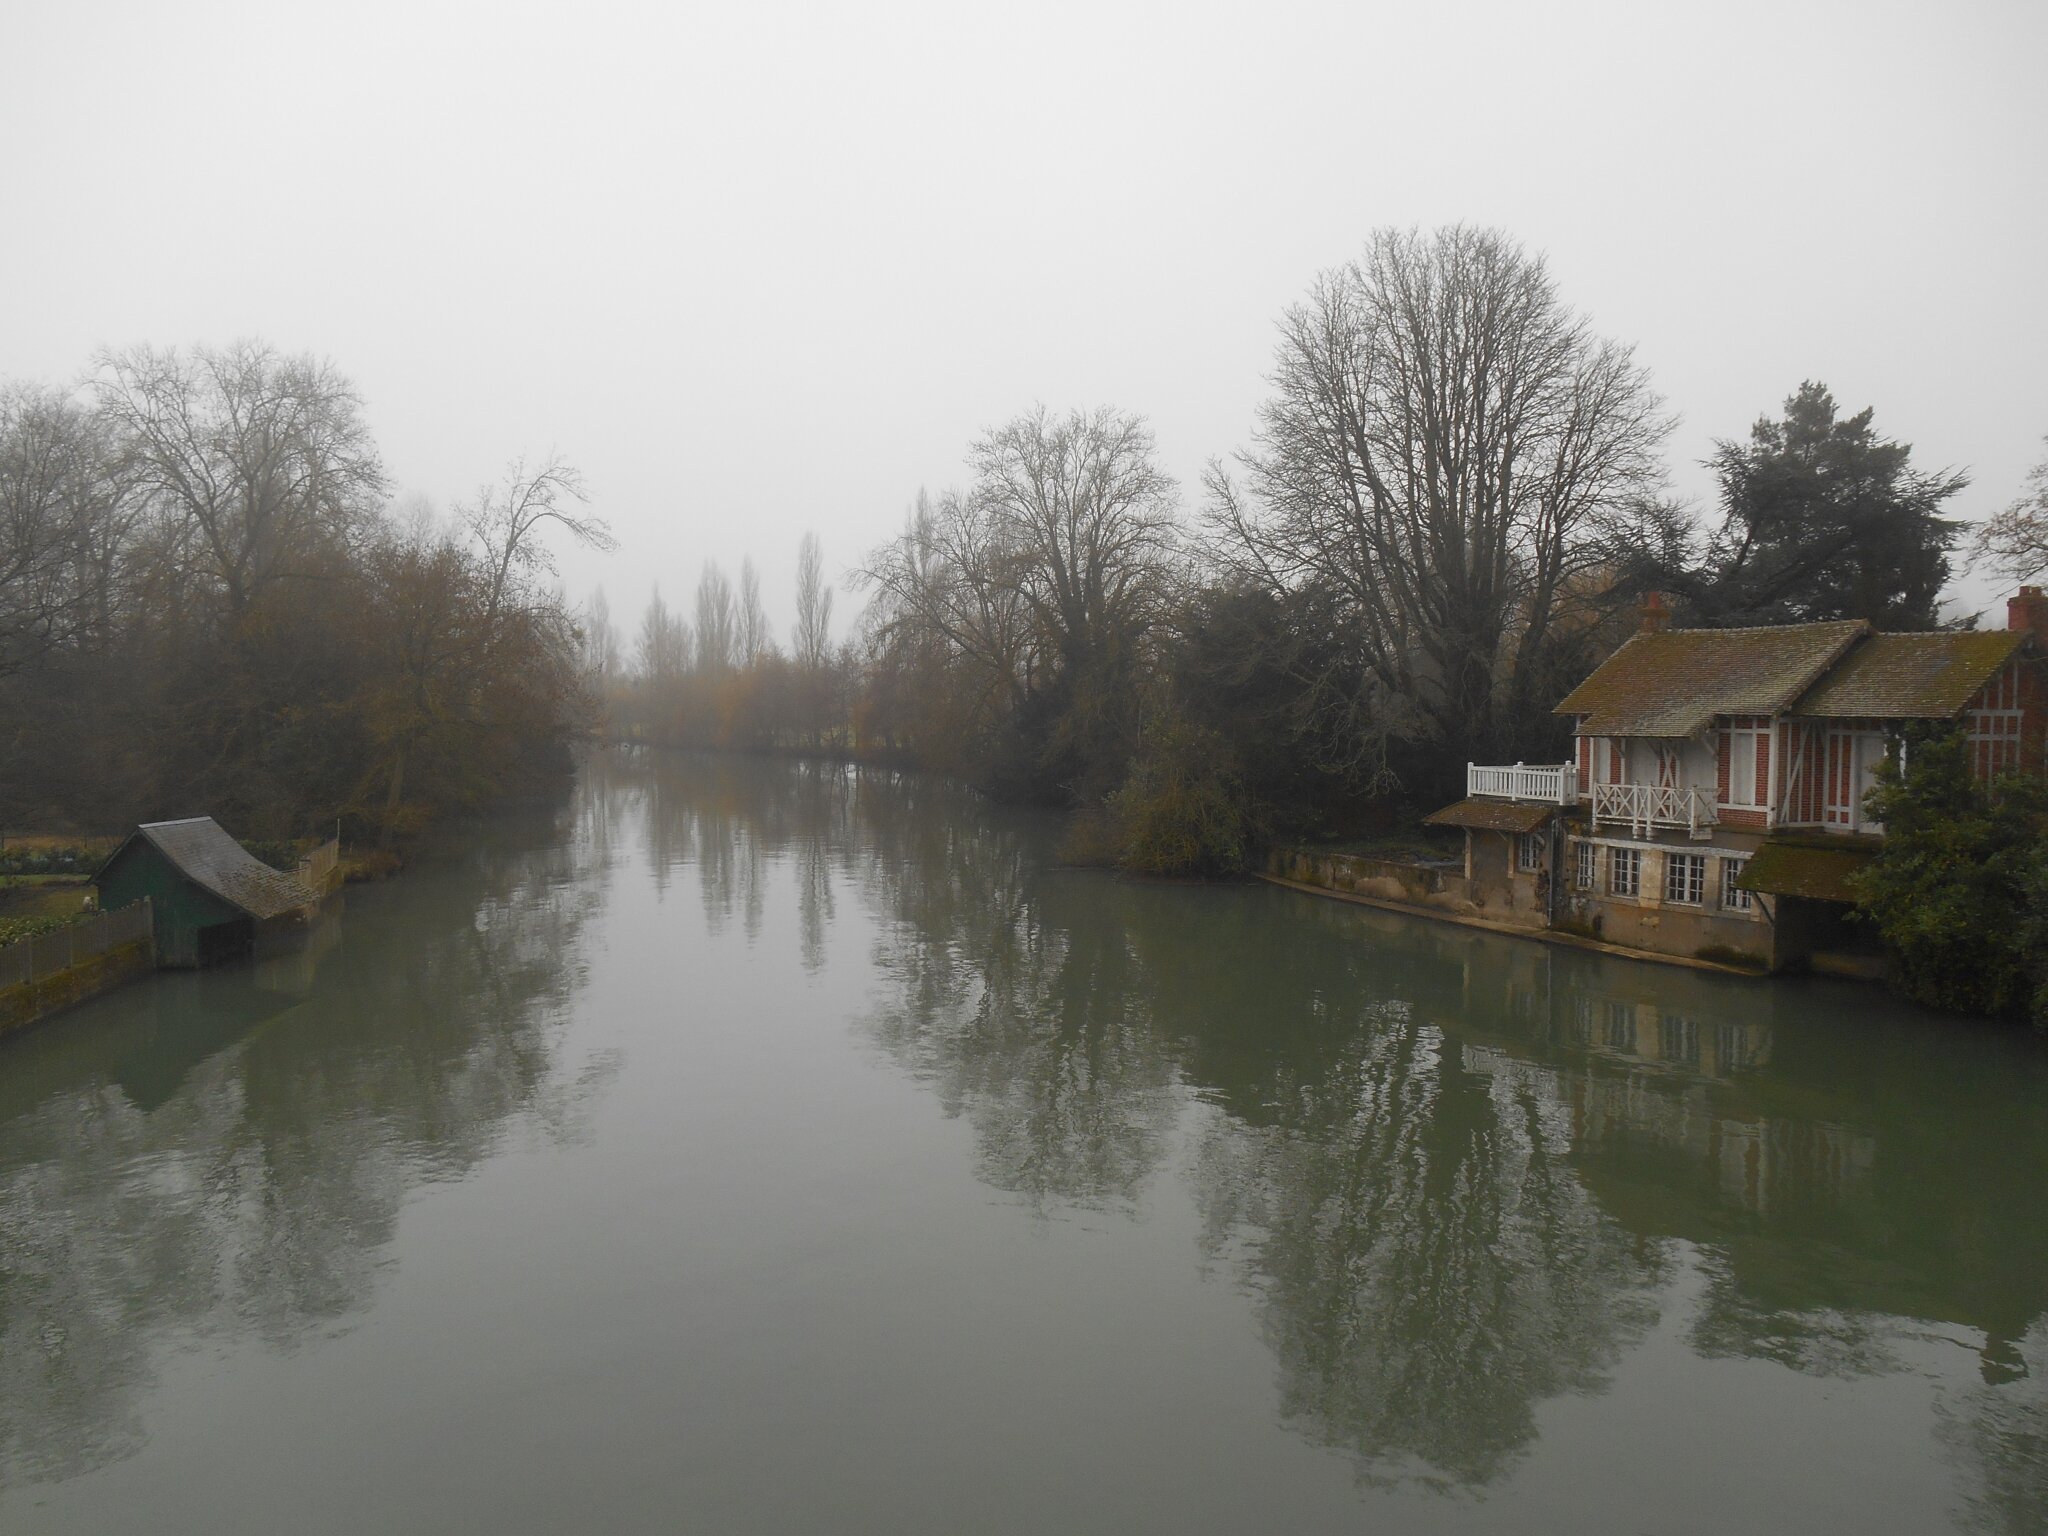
[{"xmin": 7, "ymin": 0, "xmax": 2044, "ymax": 635}]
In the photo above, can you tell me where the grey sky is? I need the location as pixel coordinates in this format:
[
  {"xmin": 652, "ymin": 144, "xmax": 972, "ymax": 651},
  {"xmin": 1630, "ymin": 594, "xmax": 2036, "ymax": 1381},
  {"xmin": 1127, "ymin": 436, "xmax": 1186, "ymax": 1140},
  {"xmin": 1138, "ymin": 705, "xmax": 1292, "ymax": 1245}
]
[{"xmin": 8, "ymin": 0, "xmax": 2044, "ymax": 635}]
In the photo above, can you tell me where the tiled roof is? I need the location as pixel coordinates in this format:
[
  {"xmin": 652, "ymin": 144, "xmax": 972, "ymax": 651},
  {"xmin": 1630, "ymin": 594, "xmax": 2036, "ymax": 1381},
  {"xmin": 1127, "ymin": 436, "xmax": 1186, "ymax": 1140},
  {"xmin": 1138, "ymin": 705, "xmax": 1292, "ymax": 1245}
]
[
  {"xmin": 1791, "ymin": 631, "xmax": 2027, "ymax": 719},
  {"xmin": 1736, "ymin": 838, "xmax": 1878, "ymax": 904},
  {"xmin": 1555, "ymin": 621, "xmax": 1868, "ymax": 737},
  {"xmin": 1423, "ymin": 798, "xmax": 1556, "ymax": 833},
  {"xmin": 121, "ymin": 817, "xmax": 315, "ymax": 920}
]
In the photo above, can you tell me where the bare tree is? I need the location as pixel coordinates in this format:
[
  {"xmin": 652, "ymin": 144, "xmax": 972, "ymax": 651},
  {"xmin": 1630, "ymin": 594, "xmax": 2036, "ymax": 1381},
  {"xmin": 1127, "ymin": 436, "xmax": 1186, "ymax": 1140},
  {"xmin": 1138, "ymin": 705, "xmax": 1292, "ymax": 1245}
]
[
  {"xmin": 581, "ymin": 586, "xmax": 623, "ymax": 688},
  {"xmin": 1972, "ymin": 437, "xmax": 2048, "ymax": 583},
  {"xmin": 635, "ymin": 584, "xmax": 690, "ymax": 681},
  {"xmin": 94, "ymin": 340, "xmax": 386, "ymax": 615},
  {"xmin": 860, "ymin": 411, "xmax": 1181, "ymax": 793},
  {"xmin": 0, "ymin": 384, "xmax": 125, "ymax": 676},
  {"xmin": 793, "ymin": 530, "xmax": 834, "ymax": 668},
  {"xmin": 1210, "ymin": 226, "xmax": 1671, "ymax": 774},
  {"xmin": 694, "ymin": 561, "xmax": 736, "ymax": 675},
  {"xmin": 737, "ymin": 555, "xmax": 770, "ymax": 666},
  {"xmin": 970, "ymin": 405, "xmax": 1181, "ymax": 682},
  {"xmin": 860, "ymin": 486, "xmax": 1033, "ymax": 715},
  {"xmin": 460, "ymin": 454, "xmax": 614, "ymax": 628}
]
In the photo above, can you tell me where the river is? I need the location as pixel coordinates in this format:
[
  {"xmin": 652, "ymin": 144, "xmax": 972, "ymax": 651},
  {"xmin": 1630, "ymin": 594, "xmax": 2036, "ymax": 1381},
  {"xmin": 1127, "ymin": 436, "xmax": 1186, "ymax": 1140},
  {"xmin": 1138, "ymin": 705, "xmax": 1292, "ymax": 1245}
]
[{"xmin": 2, "ymin": 751, "xmax": 2044, "ymax": 1533}]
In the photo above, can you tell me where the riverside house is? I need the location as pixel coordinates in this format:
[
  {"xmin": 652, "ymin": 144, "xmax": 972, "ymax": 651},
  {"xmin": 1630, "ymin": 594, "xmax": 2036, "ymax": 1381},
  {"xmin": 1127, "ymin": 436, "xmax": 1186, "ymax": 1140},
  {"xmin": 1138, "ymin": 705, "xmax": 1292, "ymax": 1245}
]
[{"xmin": 1424, "ymin": 588, "xmax": 2048, "ymax": 975}]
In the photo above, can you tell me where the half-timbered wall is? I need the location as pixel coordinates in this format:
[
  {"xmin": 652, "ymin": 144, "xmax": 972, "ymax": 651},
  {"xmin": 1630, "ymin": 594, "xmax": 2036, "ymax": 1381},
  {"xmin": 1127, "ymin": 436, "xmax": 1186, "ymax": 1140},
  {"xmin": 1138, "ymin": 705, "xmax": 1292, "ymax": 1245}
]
[
  {"xmin": 1777, "ymin": 720, "xmax": 1825, "ymax": 826},
  {"xmin": 1965, "ymin": 661, "xmax": 2024, "ymax": 780},
  {"xmin": 1716, "ymin": 715, "xmax": 1771, "ymax": 829}
]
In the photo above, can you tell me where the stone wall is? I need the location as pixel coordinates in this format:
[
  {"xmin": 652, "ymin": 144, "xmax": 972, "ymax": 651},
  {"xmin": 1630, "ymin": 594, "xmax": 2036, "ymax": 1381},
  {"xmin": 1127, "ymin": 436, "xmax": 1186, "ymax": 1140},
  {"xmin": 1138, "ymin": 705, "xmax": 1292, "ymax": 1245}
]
[{"xmin": 1268, "ymin": 848, "xmax": 1486, "ymax": 917}]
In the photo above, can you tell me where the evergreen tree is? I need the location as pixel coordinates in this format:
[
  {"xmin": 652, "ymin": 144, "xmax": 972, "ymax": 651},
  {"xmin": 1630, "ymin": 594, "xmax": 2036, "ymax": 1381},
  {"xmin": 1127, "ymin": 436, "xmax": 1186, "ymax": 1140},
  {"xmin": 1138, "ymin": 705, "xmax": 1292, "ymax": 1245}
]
[{"xmin": 1692, "ymin": 382, "xmax": 1964, "ymax": 629}]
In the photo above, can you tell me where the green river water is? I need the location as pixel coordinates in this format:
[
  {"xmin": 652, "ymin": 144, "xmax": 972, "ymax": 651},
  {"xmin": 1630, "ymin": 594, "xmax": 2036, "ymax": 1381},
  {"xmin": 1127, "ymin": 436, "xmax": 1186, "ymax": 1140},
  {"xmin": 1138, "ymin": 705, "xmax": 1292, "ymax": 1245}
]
[{"xmin": 2, "ymin": 750, "xmax": 2045, "ymax": 1533}]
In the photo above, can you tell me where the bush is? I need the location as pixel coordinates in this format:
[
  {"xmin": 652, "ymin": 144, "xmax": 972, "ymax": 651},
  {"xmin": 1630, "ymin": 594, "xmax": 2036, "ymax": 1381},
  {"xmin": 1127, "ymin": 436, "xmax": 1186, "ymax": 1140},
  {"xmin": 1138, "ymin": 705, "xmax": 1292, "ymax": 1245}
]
[
  {"xmin": 1104, "ymin": 714, "xmax": 1254, "ymax": 877},
  {"xmin": 0, "ymin": 845, "xmax": 94, "ymax": 876},
  {"xmin": 1852, "ymin": 724, "xmax": 2048, "ymax": 1019},
  {"xmin": 0, "ymin": 913, "xmax": 80, "ymax": 947}
]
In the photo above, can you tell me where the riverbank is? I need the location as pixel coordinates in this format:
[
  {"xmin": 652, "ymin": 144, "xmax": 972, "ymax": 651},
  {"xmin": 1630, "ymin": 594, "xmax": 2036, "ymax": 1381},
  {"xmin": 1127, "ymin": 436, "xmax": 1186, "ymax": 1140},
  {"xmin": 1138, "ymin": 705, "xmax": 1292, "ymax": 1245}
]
[{"xmin": 1256, "ymin": 871, "xmax": 1768, "ymax": 977}]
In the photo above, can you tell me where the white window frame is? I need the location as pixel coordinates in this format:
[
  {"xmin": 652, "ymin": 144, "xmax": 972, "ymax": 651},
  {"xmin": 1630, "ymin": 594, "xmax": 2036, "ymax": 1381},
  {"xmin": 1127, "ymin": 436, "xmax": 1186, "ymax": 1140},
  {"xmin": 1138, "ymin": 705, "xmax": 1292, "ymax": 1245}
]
[
  {"xmin": 1609, "ymin": 846, "xmax": 1640, "ymax": 897},
  {"xmin": 1665, "ymin": 851, "xmax": 1706, "ymax": 905},
  {"xmin": 1517, "ymin": 832, "xmax": 1543, "ymax": 873},
  {"xmin": 1722, "ymin": 855, "xmax": 1753, "ymax": 912},
  {"xmin": 1725, "ymin": 719, "xmax": 1766, "ymax": 809},
  {"xmin": 1575, "ymin": 841, "xmax": 1596, "ymax": 890}
]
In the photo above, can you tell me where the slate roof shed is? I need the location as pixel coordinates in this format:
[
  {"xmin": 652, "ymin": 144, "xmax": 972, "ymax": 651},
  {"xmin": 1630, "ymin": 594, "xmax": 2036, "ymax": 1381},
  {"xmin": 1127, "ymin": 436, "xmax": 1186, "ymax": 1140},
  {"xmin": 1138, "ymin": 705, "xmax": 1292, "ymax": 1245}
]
[{"xmin": 95, "ymin": 817, "xmax": 315, "ymax": 968}]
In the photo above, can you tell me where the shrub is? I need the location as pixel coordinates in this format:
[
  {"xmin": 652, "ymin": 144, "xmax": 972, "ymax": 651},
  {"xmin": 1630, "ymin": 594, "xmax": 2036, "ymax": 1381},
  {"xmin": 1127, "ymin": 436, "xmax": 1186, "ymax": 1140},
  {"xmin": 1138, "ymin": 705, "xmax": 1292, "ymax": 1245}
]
[
  {"xmin": 1852, "ymin": 724, "xmax": 2048, "ymax": 1019},
  {"xmin": 1104, "ymin": 714, "xmax": 1254, "ymax": 877},
  {"xmin": 0, "ymin": 913, "xmax": 80, "ymax": 947},
  {"xmin": 0, "ymin": 846, "xmax": 94, "ymax": 876}
]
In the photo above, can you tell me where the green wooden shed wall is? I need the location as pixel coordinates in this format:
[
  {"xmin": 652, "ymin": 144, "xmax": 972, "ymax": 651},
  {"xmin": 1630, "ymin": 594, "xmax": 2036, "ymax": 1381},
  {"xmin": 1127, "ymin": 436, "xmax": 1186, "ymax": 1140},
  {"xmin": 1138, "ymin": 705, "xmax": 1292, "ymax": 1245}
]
[{"xmin": 97, "ymin": 842, "xmax": 252, "ymax": 968}]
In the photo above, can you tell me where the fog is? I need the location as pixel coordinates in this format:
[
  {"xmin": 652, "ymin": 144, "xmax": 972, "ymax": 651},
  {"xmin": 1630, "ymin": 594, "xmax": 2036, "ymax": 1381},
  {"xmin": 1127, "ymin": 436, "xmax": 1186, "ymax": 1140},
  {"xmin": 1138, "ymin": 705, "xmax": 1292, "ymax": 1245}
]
[{"xmin": 8, "ymin": 0, "xmax": 2042, "ymax": 630}]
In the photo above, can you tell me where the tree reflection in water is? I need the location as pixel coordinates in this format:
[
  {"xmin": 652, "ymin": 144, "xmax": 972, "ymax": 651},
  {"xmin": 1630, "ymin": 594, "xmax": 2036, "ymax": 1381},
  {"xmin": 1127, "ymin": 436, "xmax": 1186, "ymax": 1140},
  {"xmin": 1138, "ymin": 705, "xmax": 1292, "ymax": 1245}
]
[
  {"xmin": 9, "ymin": 752, "xmax": 2046, "ymax": 1525},
  {"xmin": 741, "ymin": 755, "xmax": 2048, "ymax": 1507},
  {"xmin": 0, "ymin": 809, "xmax": 610, "ymax": 1487}
]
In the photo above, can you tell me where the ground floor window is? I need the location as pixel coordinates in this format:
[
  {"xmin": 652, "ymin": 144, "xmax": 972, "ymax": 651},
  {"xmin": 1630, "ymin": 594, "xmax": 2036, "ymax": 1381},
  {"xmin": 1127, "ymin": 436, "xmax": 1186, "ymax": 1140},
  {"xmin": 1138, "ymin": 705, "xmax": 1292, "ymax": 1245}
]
[
  {"xmin": 1610, "ymin": 846, "xmax": 1640, "ymax": 897},
  {"xmin": 1665, "ymin": 852, "xmax": 1706, "ymax": 905},
  {"xmin": 1517, "ymin": 832, "xmax": 1544, "ymax": 872},
  {"xmin": 1722, "ymin": 855, "xmax": 1753, "ymax": 912},
  {"xmin": 1575, "ymin": 841, "xmax": 1596, "ymax": 890}
]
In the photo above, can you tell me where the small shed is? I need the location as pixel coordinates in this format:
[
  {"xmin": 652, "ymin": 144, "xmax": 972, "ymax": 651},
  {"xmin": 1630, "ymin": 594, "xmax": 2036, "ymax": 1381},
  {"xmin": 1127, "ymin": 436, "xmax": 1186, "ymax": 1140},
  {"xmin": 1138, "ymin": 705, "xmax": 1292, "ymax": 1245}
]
[{"xmin": 96, "ymin": 818, "xmax": 316, "ymax": 969}]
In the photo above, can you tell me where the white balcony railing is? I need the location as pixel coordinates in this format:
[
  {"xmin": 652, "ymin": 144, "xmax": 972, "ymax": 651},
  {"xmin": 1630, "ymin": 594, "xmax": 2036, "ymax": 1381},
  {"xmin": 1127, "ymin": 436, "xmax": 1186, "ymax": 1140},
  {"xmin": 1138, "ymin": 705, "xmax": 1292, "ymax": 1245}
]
[
  {"xmin": 1467, "ymin": 762, "xmax": 1576, "ymax": 805},
  {"xmin": 1591, "ymin": 782, "xmax": 1717, "ymax": 839}
]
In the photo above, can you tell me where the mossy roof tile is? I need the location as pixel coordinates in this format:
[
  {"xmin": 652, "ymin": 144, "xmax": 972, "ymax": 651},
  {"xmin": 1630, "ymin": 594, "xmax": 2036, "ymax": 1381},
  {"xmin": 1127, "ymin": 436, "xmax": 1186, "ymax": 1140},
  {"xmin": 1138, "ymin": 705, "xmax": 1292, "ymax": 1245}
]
[
  {"xmin": 1556, "ymin": 621, "xmax": 1868, "ymax": 737},
  {"xmin": 1423, "ymin": 798, "xmax": 1556, "ymax": 833},
  {"xmin": 1791, "ymin": 630, "xmax": 2026, "ymax": 718}
]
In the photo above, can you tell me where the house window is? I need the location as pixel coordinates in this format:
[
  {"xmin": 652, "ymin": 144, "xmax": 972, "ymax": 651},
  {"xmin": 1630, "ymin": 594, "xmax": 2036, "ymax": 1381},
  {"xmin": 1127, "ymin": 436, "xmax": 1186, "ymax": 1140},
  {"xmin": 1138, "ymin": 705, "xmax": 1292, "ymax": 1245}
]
[
  {"xmin": 1517, "ymin": 832, "xmax": 1544, "ymax": 872},
  {"xmin": 1725, "ymin": 719, "xmax": 1766, "ymax": 808},
  {"xmin": 1575, "ymin": 841, "xmax": 1596, "ymax": 890},
  {"xmin": 1665, "ymin": 852, "xmax": 1706, "ymax": 905},
  {"xmin": 1722, "ymin": 856, "xmax": 1753, "ymax": 912},
  {"xmin": 1609, "ymin": 847, "xmax": 1640, "ymax": 897}
]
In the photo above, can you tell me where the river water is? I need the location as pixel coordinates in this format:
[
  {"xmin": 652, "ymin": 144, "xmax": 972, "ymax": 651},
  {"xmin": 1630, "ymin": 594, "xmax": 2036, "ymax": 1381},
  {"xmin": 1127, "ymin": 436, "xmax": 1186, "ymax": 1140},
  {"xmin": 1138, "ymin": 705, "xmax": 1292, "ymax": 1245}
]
[{"xmin": 2, "ymin": 751, "xmax": 2045, "ymax": 1533}]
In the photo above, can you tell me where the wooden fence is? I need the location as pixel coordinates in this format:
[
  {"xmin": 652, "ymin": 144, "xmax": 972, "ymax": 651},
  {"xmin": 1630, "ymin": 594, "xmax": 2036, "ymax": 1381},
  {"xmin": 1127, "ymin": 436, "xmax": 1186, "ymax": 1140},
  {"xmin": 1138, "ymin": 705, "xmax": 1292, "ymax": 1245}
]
[
  {"xmin": 294, "ymin": 838, "xmax": 341, "ymax": 894},
  {"xmin": 0, "ymin": 899, "xmax": 153, "ymax": 990}
]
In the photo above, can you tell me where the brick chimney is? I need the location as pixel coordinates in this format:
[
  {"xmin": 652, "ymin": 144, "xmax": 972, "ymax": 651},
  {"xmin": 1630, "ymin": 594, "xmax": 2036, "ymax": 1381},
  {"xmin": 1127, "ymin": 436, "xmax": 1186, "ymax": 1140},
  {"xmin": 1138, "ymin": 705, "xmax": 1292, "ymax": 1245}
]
[
  {"xmin": 2008, "ymin": 587, "xmax": 2048, "ymax": 638},
  {"xmin": 1639, "ymin": 590, "xmax": 1671, "ymax": 635}
]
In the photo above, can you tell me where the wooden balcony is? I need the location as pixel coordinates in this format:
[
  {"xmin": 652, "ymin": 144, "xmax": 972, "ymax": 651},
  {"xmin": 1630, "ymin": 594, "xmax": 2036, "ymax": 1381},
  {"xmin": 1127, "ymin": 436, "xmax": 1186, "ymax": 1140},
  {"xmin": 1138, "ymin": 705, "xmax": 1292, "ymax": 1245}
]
[
  {"xmin": 1591, "ymin": 782, "xmax": 1717, "ymax": 839},
  {"xmin": 1466, "ymin": 762, "xmax": 1577, "ymax": 804}
]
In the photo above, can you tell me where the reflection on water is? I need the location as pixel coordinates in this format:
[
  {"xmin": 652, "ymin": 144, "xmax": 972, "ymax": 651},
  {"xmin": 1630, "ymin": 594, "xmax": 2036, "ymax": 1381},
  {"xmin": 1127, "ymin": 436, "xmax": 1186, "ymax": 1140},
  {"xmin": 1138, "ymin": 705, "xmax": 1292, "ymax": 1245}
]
[
  {"xmin": 4, "ymin": 750, "xmax": 2047, "ymax": 1530},
  {"xmin": 0, "ymin": 813, "xmax": 611, "ymax": 1487},
  {"xmin": 626, "ymin": 753, "xmax": 2048, "ymax": 1513}
]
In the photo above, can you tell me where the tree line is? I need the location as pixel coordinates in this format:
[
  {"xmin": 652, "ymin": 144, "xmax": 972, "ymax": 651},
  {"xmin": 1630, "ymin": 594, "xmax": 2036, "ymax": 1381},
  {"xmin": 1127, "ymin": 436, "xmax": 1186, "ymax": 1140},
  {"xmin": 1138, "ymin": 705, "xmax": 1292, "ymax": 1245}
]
[
  {"xmin": 586, "ymin": 224, "xmax": 2048, "ymax": 884},
  {"xmin": 587, "ymin": 528, "xmax": 853, "ymax": 756},
  {"xmin": 0, "ymin": 341, "xmax": 610, "ymax": 844}
]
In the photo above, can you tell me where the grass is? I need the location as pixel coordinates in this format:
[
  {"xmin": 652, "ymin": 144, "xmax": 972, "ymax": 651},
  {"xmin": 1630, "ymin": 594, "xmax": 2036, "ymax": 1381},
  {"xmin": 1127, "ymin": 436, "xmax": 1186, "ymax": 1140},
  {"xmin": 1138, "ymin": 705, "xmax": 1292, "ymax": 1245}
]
[{"xmin": 0, "ymin": 879, "xmax": 93, "ymax": 923}]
